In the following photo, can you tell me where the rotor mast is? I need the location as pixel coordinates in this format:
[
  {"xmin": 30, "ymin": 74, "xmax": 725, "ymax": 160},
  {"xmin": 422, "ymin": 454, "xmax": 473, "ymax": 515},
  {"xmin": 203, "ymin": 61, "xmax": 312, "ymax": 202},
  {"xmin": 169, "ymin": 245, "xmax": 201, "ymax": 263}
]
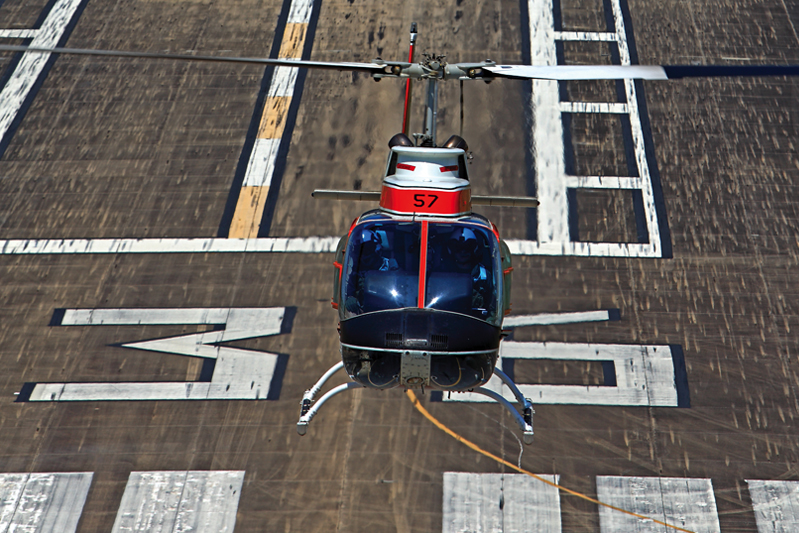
[
  {"xmin": 425, "ymin": 78, "xmax": 438, "ymax": 146},
  {"xmin": 413, "ymin": 52, "xmax": 447, "ymax": 147},
  {"xmin": 421, "ymin": 76, "xmax": 439, "ymax": 146}
]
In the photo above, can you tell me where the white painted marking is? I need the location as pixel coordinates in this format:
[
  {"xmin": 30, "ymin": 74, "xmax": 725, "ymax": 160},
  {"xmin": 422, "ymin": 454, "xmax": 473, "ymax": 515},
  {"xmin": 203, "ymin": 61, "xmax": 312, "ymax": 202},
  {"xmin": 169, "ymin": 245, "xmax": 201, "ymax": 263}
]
[
  {"xmin": 62, "ymin": 308, "xmax": 235, "ymax": 326},
  {"xmin": 29, "ymin": 308, "xmax": 286, "ymax": 401},
  {"xmin": 527, "ymin": 0, "xmax": 665, "ymax": 258},
  {"xmin": 287, "ymin": 0, "xmax": 315, "ymax": 24},
  {"xmin": 0, "ymin": 474, "xmax": 26, "ymax": 529},
  {"xmin": 560, "ymin": 101, "xmax": 629, "ymax": 114},
  {"xmin": 563, "ymin": 176, "xmax": 643, "ymax": 190},
  {"xmin": 111, "ymin": 471, "xmax": 244, "ymax": 533},
  {"xmin": 269, "ymin": 66, "xmax": 299, "ymax": 98},
  {"xmin": 597, "ymin": 476, "xmax": 721, "ymax": 533},
  {"xmin": 746, "ymin": 479, "xmax": 799, "ymax": 532},
  {"xmin": 0, "ymin": 30, "xmax": 38, "ymax": 39},
  {"xmin": 503, "ymin": 310, "xmax": 612, "ymax": 327},
  {"xmin": 447, "ymin": 341, "xmax": 678, "ymax": 406},
  {"xmin": 0, "ymin": 236, "xmax": 339, "ymax": 254},
  {"xmin": 553, "ymin": 31, "xmax": 617, "ymax": 42},
  {"xmin": 0, "ymin": 236, "xmax": 672, "ymax": 256},
  {"xmin": 529, "ymin": 0, "xmax": 568, "ymax": 247},
  {"xmin": 0, "ymin": 0, "xmax": 84, "ymax": 144},
  {"xmin": 62, "ymin": 307, "xmax": 284, "ymax": 338},
  {"xmin": 608, "ymin": 0, "xmax": 663, "ymax": 251},
  {"xmin": 242, "ymin": 138, "xmax": 282, "ymax": 187},
  {"xmin": 0, "ymin": 472, "xmax": 92, "ymax": 533},
  {"xmin": 506, "ymin": 240, "xmax": 658, "ymax": 257},
  {"xmin": 443, "ymin": 472, "xmax": 561, "ymax": 533}
]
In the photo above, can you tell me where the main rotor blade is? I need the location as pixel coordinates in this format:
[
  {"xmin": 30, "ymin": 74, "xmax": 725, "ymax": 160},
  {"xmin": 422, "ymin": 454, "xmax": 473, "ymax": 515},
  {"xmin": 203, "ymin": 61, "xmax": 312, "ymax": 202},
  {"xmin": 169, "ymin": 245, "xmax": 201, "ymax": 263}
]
[
  {"xmin": 484, "ymin": 64, "xmax": 799, "ymax": 80},
  {"xmin": 0, "ymin": 44, "xmax": 388, "ymax": 73},
  {"xmin": 7, "ymin": 44, "xmax": 796, "ymax": 81},
  {"xmin": 484, "ymin": 65, "xmax": 668, "ymax": 80}
]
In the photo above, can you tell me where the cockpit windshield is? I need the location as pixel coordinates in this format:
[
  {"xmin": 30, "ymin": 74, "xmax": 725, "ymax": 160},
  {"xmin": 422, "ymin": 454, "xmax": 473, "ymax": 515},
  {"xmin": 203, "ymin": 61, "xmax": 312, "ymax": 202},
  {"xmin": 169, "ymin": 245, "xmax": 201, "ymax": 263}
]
[
  {"xmin": 425, "ymin": 223, "xmax": 501, "ymax": 324},
  {"xmin": 343, "ymin": 221, "xmax": 420, "ymax": 318},
  {"xmin": 342, "ymin": 219, "xmax": 501, "ymax": 325}
]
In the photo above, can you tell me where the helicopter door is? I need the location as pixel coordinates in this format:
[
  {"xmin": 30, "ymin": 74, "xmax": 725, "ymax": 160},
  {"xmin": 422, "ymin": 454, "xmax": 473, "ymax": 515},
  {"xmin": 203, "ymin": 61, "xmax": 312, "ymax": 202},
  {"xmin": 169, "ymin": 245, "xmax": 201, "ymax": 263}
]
[{"xmin": 331, "ymin": 235, "xmax": 348, "ymax": 309}]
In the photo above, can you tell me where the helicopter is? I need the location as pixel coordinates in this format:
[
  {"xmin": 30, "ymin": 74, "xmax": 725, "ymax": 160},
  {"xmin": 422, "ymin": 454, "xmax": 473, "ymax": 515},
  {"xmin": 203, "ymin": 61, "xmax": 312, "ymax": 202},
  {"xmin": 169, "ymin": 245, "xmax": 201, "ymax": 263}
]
[{"xmin": 2, "ymin": 24, "xmax": 797, "ymax": 445}]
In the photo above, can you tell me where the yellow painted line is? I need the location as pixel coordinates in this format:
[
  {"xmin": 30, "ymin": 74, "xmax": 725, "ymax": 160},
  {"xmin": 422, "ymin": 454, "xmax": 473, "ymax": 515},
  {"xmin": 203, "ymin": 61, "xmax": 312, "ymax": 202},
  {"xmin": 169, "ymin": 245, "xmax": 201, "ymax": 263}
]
[
  {"xmin": 405, "ymin": 390, "xmax": 696, "ymax": 533},
  {"xmin": 229, "ymin": 186, "xmax": 270, "ymax": 239},
  {"xmin": 257, "ymin": 96, "xmax": 292, "ymax": 140},
  {"xmin": 279, "ymin": 23, "xmax": 307, "ymax": 58},
  {"xmin": 228, "ymin": 20, "xmax": 309, "ymax": 238}
]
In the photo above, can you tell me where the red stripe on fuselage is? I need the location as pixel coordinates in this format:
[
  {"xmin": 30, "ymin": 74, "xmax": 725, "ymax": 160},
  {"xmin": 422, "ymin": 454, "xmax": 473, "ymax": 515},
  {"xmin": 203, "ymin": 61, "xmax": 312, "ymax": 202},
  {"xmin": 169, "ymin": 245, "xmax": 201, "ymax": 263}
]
[{"xmin": 418, "ymin": 220, "xmax": 429, "ymax": 308}]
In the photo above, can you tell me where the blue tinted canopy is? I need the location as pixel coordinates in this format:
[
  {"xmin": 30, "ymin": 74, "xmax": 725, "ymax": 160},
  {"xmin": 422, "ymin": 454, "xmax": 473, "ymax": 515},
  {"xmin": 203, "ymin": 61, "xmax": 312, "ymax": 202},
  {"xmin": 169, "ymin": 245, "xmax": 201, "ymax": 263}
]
[{"xmin": 342, "ymin": 219, "xmax": 501, "ymax": 325}]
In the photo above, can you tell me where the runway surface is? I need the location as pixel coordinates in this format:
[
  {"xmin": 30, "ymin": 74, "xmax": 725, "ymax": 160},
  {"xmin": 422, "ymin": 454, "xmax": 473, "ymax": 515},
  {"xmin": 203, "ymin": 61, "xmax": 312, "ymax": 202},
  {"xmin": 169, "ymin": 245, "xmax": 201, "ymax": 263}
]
[{"xmin": 0, "ymin": 0, "xmax": 798, "ymax": 530}]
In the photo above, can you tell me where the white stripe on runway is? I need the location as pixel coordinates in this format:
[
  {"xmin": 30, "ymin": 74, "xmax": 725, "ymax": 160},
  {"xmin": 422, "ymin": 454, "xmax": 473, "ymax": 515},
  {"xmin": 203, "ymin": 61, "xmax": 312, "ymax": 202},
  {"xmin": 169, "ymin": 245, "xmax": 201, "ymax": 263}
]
[
  {"xmin": 111, "ymin": 471, "xmax": 244, "ymax": 533},
  {"xmin": 287, "ymin": 0, "xmax": 315, "ymax": 23},
  {"xmin": 0, "ymin": 237, "xmax": 339, "ymax": 254},
  {"xmin": 0, "ymin": 473, "xmax": 92, "ymax": 533},
  {"xmin": 0, "ymin": 237, "xmax": 668, "ymax": 256},
  {"xmin": 268, "ymin": 66, "xmax": 300, "ymax": 98},
  {"xmin": 553, "ymin": 31, "xmax": 617, "ymax": 42},
  {"xmin": 562, "ymin": 176, "xmax": 644, "ymax": 190},
  {"xmin": 559, "ymin": 101, "xmax": 629, "ymax": 114},
  {"xmin": 596, "ymin": 476, "xmax": 720, "ymax": 533},
  {"xmin": 242, "ymin": 138, "xmax": 283, "ymax": 187},
  {"xmin": 746, "ymin": 479, "xmax": 799, "ymax": 532},
  {"xmin": 0, "ymin": 0, "xmax": 85, "ymax": 144},
  {"xmin": 0, "ymin": 29, "xmax": 38, "ymax": 39},
  {"xmin": 447, "ymin": 341, "xmax": 678, "ymax": 406},
  {"xmin": 62, "ymin": 308, "xmax": 234, "ymax": 326},
  {"xmin": 503, "ymin": 310, "xmax": 613, "ymax": 327},
  {"xmin": 61, "ymin": 307, "xmax": 283, "ymax": 334},
  {"xmin": 506, "ymin": 240, "xmax": 660, "ymax": 257},
  {"xmin": 443, "ymin": 472, "xmax": 561, "ymax": 533}
]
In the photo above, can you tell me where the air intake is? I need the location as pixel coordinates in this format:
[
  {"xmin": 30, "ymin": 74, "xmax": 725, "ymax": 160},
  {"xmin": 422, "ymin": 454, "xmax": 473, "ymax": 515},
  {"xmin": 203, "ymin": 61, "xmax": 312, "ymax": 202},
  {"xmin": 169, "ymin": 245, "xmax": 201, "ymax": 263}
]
[
  {"xmin": 385, "ymin": 333, "xmax": 404, "ymax": 348},
  {"xmin": 430, "ymin": 334, "xmax": 448, "ymax": 349}
]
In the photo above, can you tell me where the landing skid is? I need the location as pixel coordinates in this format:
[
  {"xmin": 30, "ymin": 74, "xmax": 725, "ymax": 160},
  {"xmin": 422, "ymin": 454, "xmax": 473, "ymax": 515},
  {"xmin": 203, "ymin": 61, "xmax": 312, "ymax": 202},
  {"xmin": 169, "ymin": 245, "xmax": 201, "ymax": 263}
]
[{"xmin": 297, "ymin": 363, "xmax": 535, "ymax": 444}]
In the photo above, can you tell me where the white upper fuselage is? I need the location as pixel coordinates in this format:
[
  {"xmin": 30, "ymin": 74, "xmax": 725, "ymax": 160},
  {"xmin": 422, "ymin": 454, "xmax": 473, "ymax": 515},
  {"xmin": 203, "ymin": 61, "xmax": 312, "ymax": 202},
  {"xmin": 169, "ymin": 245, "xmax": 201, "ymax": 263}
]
[{"xmin": 380, "ymin": 146, "xmax": 471, "ymax": 217}]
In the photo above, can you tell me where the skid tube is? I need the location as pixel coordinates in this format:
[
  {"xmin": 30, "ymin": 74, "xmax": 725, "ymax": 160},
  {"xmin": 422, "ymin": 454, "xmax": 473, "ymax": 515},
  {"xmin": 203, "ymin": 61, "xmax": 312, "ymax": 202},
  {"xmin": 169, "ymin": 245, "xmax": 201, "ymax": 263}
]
[
  {"xmin": 297, "ymin": 362, "xmax": 361, "ymax": 436},
  {"xmin": 298, "ymin": 364, "xmax": 534, "ymax": 444},
  {"xmin": 448, "ymin": 368, "xmax": 535, "ymax": 444}
]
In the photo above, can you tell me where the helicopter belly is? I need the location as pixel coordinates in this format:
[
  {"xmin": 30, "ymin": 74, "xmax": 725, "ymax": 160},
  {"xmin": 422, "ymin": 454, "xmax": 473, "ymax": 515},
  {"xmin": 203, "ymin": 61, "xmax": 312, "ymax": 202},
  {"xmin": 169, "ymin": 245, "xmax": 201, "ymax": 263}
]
[{"xmin": 339, "ymin": 308, "xmax": 500, "ymax": 391}]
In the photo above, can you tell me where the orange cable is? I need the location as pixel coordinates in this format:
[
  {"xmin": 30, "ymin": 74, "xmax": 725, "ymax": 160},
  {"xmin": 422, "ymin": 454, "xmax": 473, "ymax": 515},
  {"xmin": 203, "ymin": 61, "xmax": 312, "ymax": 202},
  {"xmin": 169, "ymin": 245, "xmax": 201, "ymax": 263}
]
[{"xmin": 405, "ymin": 390, "xmax": 696, "ymax": 533}]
